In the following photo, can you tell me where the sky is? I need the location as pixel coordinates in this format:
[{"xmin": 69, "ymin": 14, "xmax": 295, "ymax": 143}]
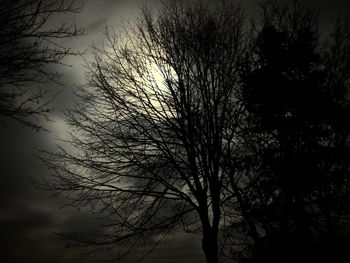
[
  {"xmin": 1, "ymin": 0, "xmax": 349, "ymax": 262},
  {"xmin": 1, "ymin": 1, "xmax": 205, "ymax": 262}
]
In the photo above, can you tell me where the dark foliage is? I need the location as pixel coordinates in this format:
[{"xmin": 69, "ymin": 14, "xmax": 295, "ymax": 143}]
[{"xmin": 239, "ymin": 1, "xmax": 350, "ymax": 262}]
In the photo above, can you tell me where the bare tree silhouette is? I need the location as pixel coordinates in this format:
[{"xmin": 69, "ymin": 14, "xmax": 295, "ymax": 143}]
[
  {"xmin": 0, "ymin": 0, "xmax": 83, "ymax": 130},
  {"xmin": 42, "ymin": 1, "xmax": 248, "ymax": 262}
]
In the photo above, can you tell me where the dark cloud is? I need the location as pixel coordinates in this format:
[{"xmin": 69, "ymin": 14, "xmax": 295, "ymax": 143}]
[
  {"xmin": 0, "ymin": 0, "xmax": 205, "ymax": 261},
  {"xmin": 0, "ymin": 94, "xmax": 204, "ymax": 263},
  {"xmin": 0, "ymin": 116, "xmax": 95, "ymax": 262}
]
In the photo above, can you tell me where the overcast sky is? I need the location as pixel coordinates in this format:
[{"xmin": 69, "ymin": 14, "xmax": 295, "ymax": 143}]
[
  {"xmin": 1, "ymin": 0, "xmax": 349, "ymax": 262},
  {"xmin": 1, "ymin": 1, "xmax": 206, "ymax": 262}
]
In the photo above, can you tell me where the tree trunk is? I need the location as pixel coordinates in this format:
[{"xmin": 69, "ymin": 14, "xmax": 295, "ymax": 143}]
[{"xmin": 202, "ymin": 226, "xmax": 219, "ymax": 263}]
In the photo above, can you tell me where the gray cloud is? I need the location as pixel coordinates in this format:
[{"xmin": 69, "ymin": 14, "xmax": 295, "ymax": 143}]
[{"xmin": 0, "ymin": 0, "xmax": 205, "ymax": 262}]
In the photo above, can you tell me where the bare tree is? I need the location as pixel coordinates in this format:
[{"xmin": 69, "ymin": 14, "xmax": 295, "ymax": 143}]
[
  {"xmin": 0, "ymin": 0, "xmax": 83, "ymax": 130},
  {"xmin": 42, "ymin": 1, "xmax": 248, "ymax": 262}
]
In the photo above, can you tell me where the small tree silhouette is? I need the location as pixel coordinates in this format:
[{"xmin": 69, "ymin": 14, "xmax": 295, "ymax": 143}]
[{"xmin": 0, "ymin": 0, "xmax": 83, "ymax": 130}]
